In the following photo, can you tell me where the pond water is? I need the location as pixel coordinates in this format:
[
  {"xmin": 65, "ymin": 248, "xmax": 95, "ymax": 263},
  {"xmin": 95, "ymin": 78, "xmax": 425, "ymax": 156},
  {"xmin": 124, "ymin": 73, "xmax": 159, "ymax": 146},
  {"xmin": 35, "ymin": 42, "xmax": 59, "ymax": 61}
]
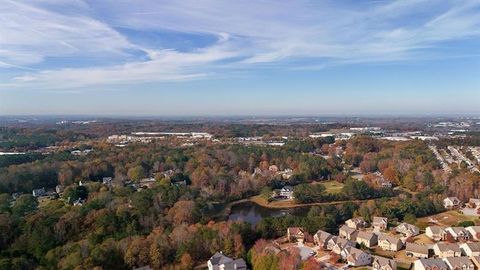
[{"xmin": 227, "ymin": 201, "xmax": 311, "ymax": 225}]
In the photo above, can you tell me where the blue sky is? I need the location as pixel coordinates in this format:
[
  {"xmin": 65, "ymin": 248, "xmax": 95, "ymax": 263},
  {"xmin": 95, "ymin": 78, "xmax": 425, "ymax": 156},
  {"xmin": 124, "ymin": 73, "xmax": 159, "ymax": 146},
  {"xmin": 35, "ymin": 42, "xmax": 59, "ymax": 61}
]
[{"xmin": 0, "ymin": 0, "xmax": 479, "ymax": 116}]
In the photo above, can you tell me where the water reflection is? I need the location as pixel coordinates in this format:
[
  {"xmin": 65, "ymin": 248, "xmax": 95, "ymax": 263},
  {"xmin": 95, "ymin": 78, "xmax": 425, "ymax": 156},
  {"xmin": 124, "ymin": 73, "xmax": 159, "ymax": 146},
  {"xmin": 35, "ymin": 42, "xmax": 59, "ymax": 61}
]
[{"xmin": 228, "ymin": 201, "xmax": 310, "ymax": 225}]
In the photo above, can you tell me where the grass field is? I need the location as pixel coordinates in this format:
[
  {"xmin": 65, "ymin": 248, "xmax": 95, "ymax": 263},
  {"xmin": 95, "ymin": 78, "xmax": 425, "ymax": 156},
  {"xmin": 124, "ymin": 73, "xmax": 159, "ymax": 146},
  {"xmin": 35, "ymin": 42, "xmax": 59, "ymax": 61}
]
[
  {"xmin": 417, "ymin": 210, "xmax": 478, "ymax": 228},
  {"xmin": 321, "ymin": 180, "xmax": 344, "ymax": 194}
]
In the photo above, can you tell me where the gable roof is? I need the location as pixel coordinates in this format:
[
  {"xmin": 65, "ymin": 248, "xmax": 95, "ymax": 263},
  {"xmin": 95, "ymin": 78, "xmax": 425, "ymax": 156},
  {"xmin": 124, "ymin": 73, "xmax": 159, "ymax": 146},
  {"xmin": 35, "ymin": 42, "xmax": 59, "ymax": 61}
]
[
  {"xmin": 461, "ymin": 242, "xmax": 480, "ymax": 252},
  {"xmin": 417, "ymin": 259, "xmax": 448, "ymax": 269},
  {"xmin": 379, "ymin": 234, "xmax": 402, "ymax": 245},
  {"xmin": 314, "ymin": 230, "xmax": 333, "ymax": 243},
  {"xmin": 357, "ymin": 231, "xmax": 377, "ymax": 242},
  {"xmin": 444, "ymin": 257, "xmax": 473, "ymax": 269},
  {"xmin": 406, "ymin": 242, "xmax": 429, "ymax": 255},
  {"xmin": 373, "ymin": 217, "xmax": 388, "ymax": 225},
  {"xmin": 373, "ymin": 255, "xmax": 396, "ymax": 268},
  {"xmin": 209, "ymin": 252, "xmax": 233, "ymax": 266},
  {"xmin": 427, "ymin": 225, "xmax": 446, "ymax": 234},
  {"xmin": 435, "ymin": 243, "xmax": 461, "ymax": 253},
  {"xmin": 340, "ymin": 225, "xmax": 357, "ymax": 235},
  {"xmin": 343, "ymin": 246, "xmax": 369, "ymax": 261}
]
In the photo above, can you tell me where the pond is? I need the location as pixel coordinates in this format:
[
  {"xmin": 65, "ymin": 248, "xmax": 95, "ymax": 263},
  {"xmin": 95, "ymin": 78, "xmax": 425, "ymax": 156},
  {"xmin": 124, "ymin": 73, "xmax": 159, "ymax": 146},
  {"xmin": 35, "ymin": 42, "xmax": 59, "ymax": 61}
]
[{"xmin": 227, "ymin": 201, "xmax": 311, "ymax": 225}]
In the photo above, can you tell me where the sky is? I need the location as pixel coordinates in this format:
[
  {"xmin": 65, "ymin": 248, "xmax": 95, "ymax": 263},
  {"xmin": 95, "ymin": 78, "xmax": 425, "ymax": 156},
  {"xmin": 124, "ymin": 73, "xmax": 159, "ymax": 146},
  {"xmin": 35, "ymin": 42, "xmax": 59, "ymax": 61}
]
[{"xmin": 0, "ymin": 0, "xmax": 479, "ymax": 116}]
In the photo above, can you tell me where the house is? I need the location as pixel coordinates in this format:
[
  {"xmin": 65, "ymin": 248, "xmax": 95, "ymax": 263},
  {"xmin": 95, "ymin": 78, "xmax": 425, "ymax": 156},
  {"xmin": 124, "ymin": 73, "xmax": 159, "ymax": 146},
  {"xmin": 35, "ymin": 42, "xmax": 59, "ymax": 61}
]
[
  {"xmin": 433, "ymin": 243, "xmax": 461, "ymax": 258},
  {"xmin": 268, "ymin": 165, "xmax": 279, "ymax": 172},
  {"xmin": 339, "ymin": 225, "xmax": 358, "ymax": 241},
  {"xmin": 330, "ymin": 237, "xmax": 355, "ymax": 254},
  {"xmin": 32, "ymin": 187, "xmax": 46, "ymax": 197},
  {"xmin": 466, "ymin": 226, "xmax": 480, "ymax": 241},
  {"xmin": 280, "ymin": 186, "xmax": 294, "ymax": 199},
  {"xmin": 207, "ymin": 252, "xmax": 247, "ymax": 270},
  {"xmin": 372, "ymin": 255, "xmax": 397, "ymax": 270},
  {"xmin": 396, "ymin": 223, "xmax": 420, "ymax": 237},
  {"xmin": 471, "ymin": 256, "xmax": 480, "ymax": 270},
  {"xmin": 460, "ymin": 242, "xmax": 480, "ymax": 257},
  {"xmin": 467, "ymin": 198, "xmax": 480, "ymax": 208},
  {"xmin": 356, "ymin": 231, "xmax": 378, "ymax": 248},
  {"xmin": 345, "ymin": 217, "xmax": 367, "ymax": 229},
  {"xmin": 414, "ymin": 259, "xmax": 448, "ymax": 270},
  {"xmin": 406, "ymin": 243, "xmax": 429, "ymax": 259},
  {"xmin": 443, "ymin": 257, "xmax": 474, "ymax": 270},
  {"xmin": 340, "ymin": 246, "xmax": 372, "ymax": 266},
  {"xmin": 380, "ymin": 180, "xmax": 393, "ymax": 188},
  {"xmin": 372, "ymin": 217, "xmax": 388, "ymax": 231},
  {"xmin": 102, "ymin": 177, "xmax": 113, "ymax": 186},
  {"xmin": 313, "ymin": 230, "xmax": 333, "ymax": 249},
  {"xmin": 55, "ymin": 185, "xmax": 64, "ymax": 194},
  {"xmin": 445, "ymin": 227, "xmax": 470, "ymax": 241},
  {"xmin": 378, "ymin": 234, "xmax": 403, "ymax": 252},
  {"xmin": 443, "ymin": 197, "xmax": 461, "ymax": 209},
  {"xmin": 426, "ymin": 226, "xmax": 448, "ymax": 241},
  {"xmin": 280, "ymin": 169, "xmax": 293, "ymax": 180},
  {"xmin": 12, "ymin": 192, "xmax": 22, "ymax": 200},
  {"xmin": 287, "ymin": 227, "xmax": 305, "ymax": 243}
]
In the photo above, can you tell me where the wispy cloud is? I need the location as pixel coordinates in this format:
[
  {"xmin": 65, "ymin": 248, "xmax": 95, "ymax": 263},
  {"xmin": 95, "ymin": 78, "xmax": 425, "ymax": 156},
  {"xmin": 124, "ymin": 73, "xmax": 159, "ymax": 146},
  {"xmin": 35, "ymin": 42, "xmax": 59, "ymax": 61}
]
[{"xmin": 1, "ymin": 0, "xmax": 479, "ymax": 91}]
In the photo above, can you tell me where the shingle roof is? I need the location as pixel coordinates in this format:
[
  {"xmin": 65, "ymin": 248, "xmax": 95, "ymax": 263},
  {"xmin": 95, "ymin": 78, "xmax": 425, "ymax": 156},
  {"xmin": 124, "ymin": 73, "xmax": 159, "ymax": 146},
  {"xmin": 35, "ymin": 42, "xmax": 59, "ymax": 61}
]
[
  {"xmin": 379, "ymin": 234, "xmax": 401, "ymax": 244},
  {"xmin": 406, "ymin": 242, "xmax": 429, "ymax": 255},
  {"xmin": 417, "ymin": 259, "xmax": 448, "ymax": 268},
  {"xmin": 357, "ymin": 231, "xmax": 377, "ymax": 241},
  {"xmin": 373, "ymin": 256, "xmax": 395, "ymax": 268},
  {"xmin": 435, "ymin": 243, "xmax": 461, "ymax": 252},
  {"xmin": 444, "ymin": 257, "xmax": 473, "ymax": 269},
  {"xmin": 373, "ymin": 217, "xmax": 388, "ymax": 225}
]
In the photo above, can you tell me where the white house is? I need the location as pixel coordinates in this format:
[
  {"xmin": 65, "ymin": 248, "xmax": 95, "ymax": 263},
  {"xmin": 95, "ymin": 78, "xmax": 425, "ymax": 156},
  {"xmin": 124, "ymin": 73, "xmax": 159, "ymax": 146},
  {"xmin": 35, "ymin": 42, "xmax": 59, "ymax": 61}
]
[
  {"xmin": 345, "ymin": 217, "xmax": 367, "ymax": 229},
  {"xmin": 426, "ymin": 226, "xmax": 447, "ymax": 241},
  {"xmin": 445, "ymin": 227, "xmax": 470, "ymax": 241},
  {"xmin": 331, "ymin": 237, "xmax": 355, "ymax": 254},
  {"xmin": 378, "ymin": 234, "xmax": 403, "ymax": 252},
  {"xmin": 372, "ymin": 217, "xmax": 388, "ymax": 231},
  {"xmin": 433, "ymin": 243, "xmax": 461, "ymax": 258},
  {"xmin": 313, "ymin": 230, "xmax": 333, "ymax": 249},
  {"xmin": 207, "ymin": 252, "xmax": 247, "ymax": 270},
  {"xmin": 32, "ymin": 187, "xmax": 46, "ymax": 197},
  {"xmin": 443, "ymin": 197, "xmax": 461, "ymax": 209},
  {"xmin": 340, "ymin": 246, "xmax": 372, "ymax": 266},
  {"xmin": 406, "ymin": 243, "xmax": 429, "ymax": 259},
  {"xmin": 280, "ymin": 186, "xmax": 294, "ymax": 199},
  {"xmin": 356, "ymin": 231, "xmax": 378, "ymax": 248},
  {"xmin": 466, "ymin": 226, "xmax": 480, "ymax": 241},
  {"xmin": 460, "ymin": 242, "xmax": 480, "ymax": 257},
  {"xmin": 443, "ymin": 257, "xmax": 474, "ymax": 270},
  {"xmin": 372, "ymin": 256, "xmax": 397, "ymax": 270},
  {"xmin": 339, "ymin": 225, "xmax": 358, "ymax": 241},
  {"xmin": 396, "ymin": 222, "xmax": 420, "ymax": 237}
]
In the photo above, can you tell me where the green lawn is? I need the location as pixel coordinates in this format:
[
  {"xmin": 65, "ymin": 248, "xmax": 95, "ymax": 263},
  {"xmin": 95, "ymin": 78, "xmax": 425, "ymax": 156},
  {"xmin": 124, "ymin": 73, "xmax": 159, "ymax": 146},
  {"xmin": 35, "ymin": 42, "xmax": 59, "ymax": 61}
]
[{"xmin": 321, "ymin": 180, "xmax": 344, "ymax": 194}]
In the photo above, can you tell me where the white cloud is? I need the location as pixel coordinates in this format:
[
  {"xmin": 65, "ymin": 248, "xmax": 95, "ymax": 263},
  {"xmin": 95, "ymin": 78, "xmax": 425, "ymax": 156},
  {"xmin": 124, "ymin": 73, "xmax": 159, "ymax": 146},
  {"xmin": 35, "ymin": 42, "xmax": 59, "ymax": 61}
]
[
  {"xmin": 1, "ymin": 0, "xmax": 479, "ymax": 91},
  {"xmin": 0, "ymin": 0, "xmax": 133, "ymax": 65}
]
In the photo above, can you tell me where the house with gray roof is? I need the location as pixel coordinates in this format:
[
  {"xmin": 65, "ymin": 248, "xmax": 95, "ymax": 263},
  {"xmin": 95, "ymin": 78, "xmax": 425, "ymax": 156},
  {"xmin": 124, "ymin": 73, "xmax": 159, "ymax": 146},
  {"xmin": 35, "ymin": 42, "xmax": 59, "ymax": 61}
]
[
  {"xmin": 208, "ymin": 252, "xmax": 247, "ymax": 270},
  {"xmin": 443, "ymin": 257, "xmax": 474, "ymax": 270},
  {"xmin": 372, "ymin": 255, "xmax": 397, "ymax": 270},
  {"xmin": 372, "ymin": 217, "xmax": 388, "ymax": 231},
  {"xmin": 378, "ymin": 234, "xmax": 403, "ymax": 252},
  {"xmin": 313, "ymin": 230, "xmax": 333, "ymax": 249},
  {"xmin": 406, "ymin": 242, "xmax": 429, "ymax": 259},
  {"xmin": 433, "ymin": 243, "xmax": 461, "ymax": 258},
  {"xmin": 339, "ymin": 225, "xmax": 358, "ymax": 241},
  {"xmin": 414, "ymin": 258, "xmax": 448, "ymax": 270},
  {"xmin": 460, "ymin": 242, "xmax": 480, "ymax": 257},
  {"xmin": 356, "ymin": 231, "xmax": 378, "ymax": 248}
]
